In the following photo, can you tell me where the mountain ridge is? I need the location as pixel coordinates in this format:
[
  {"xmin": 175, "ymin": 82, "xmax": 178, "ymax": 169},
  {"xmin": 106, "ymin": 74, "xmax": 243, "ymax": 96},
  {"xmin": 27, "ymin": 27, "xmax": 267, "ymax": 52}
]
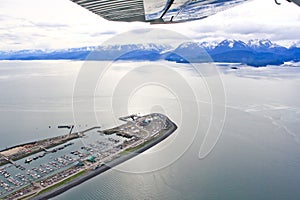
[{"xmin": 0, "ymin": 40, "xmax": 299, "ymax": 67}]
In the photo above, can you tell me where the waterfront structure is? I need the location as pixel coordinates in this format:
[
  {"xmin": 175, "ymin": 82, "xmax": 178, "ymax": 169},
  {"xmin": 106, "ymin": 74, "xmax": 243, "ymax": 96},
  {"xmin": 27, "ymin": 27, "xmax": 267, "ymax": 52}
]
[{"xmin": 0, "ymin": 113, "xmax": 177, "ymax": 199}]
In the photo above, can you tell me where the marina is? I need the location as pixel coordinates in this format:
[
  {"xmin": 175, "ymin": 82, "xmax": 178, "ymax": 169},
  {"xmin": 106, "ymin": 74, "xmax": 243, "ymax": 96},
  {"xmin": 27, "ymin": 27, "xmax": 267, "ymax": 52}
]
[{"xmin": 0, "ymin": 113, "xmax": 177, "ymax": 199}]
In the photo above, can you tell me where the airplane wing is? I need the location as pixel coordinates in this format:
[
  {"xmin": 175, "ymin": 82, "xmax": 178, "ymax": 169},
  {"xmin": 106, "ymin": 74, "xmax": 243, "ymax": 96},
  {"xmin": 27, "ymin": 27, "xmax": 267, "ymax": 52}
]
[
  {"xmin": 287, "ymin": 0, "xmax": 300, "ymax": 6},
  {"xmin": 70, "ymin": 0, "xmax": 300, "ymax": 24},
  {"xmin": 145, "ymin": 0, "xmax": 251, "ymax": 23},
  {"xmin": 69, "ymin": 0, "xmax": 250, "ymax": 23}
]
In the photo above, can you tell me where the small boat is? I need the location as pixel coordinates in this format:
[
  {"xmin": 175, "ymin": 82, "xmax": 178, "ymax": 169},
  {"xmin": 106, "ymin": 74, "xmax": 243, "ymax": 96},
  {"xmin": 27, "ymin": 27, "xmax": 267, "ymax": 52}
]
[
  {"xmin": 25, "ymin": 158, "xmax": 32, "ymax": 164},
  {"xmin": 39, "ymin": 153, "xmax": 46, "ymax": 158}
]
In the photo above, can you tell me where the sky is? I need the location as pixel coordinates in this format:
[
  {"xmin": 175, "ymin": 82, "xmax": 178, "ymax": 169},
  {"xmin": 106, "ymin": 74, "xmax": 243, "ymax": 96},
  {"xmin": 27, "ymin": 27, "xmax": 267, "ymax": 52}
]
[{"xmin": 0, "ymin": 0, "xmax": 299, "ymax": 50}]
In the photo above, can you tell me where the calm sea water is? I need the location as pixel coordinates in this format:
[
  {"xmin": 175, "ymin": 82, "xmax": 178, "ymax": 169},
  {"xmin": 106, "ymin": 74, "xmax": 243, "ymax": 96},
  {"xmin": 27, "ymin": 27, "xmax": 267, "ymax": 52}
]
[{"xmin": 0, "ymin": 60, "xmax": 300, "ymax": 199}]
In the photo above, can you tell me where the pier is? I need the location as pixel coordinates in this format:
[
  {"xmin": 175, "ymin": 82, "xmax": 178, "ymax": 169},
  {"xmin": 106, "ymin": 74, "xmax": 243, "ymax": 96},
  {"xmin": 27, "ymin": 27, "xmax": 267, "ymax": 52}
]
[{"xmin": 0, "ymin": 114, "xmax": 176, "ymax": 200}]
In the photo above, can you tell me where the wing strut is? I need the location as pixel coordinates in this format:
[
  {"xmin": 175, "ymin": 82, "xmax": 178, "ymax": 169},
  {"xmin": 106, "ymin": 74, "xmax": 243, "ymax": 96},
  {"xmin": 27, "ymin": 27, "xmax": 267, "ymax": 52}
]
[{"xmin": 160, "ymin": 0, "xmax": 175, "ymax": 19}]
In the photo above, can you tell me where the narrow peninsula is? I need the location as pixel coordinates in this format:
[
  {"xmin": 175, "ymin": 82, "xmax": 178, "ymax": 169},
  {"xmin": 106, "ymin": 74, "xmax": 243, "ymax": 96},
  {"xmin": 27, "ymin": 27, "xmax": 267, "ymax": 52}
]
[{"xmin": 0, "ymin": 113, "xmax": 177, "ymax": 200}]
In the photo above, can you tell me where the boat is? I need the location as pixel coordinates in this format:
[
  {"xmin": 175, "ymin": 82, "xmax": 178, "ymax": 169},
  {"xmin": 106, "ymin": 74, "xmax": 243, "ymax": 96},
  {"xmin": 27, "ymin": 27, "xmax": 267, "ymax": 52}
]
[
  {"xmin": 39, "ymin": 153, "xmax": 46, "ymax": 158},
  {"xmin": 25, "ymin": 158, "xmax": 32, "ymax": 164}
]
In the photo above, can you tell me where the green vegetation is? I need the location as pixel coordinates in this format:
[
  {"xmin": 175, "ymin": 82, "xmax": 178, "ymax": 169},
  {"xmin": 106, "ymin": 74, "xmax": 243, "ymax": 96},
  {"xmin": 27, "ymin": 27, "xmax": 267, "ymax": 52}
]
[
  {"xmin": 0, "ymin": 159, "xmax": 9, "ymax": 166},
  {"xmin": 35, "ymin": 170, "xmax": 87, "ymax": 196}
]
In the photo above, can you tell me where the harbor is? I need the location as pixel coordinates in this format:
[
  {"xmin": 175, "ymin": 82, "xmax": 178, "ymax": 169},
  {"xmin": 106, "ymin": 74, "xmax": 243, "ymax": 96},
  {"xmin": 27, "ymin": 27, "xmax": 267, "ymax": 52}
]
[{"xmin": 0, "ymin": 113, "xmax": 177, "ymax": 200}]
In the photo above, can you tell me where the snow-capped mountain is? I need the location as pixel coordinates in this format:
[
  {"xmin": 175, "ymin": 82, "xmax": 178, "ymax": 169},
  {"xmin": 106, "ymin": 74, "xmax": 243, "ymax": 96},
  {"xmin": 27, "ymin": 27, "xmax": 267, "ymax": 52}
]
[
  {"xmin": 176, "ymin": 42, "xmax": 202, "ymax": 50},
  {"xmin": 290, "ymin": 41, "xmax": 300, "ymax": 48},
  {"xmin": 163, "ymin": 41, "xmax": 212, "ymax": 63},
  {"xmin": 0, "ymin": 40, "xmax": 299, "ymax": 66},
  {"xmin": 164, "ymin": 39, "xmax": 299, "ymax": 66},
  {"xmin": 96, "ymin": 43, "xmax": 172, "ymax": 52},
  {"xmin": 208, "ymin": 39, "xmax": 296, "ymax": 66},
  {"xmin": 199, "ymin": 41, "xmax": 219, "ymax": 50},
  {"xmin": 217, "ymin": 39, "xmax": 248, "ymax": 48},
  {"xmin": 0, "ymin": 43, "xmax": 172, "ymax": 61},
  {"xmin": 210, "ymin": 39, "xmax": 250, "ymax": 54},
  {"xmin": 247, "ymin": 39, "xmax": 280, "ymax": 49}
]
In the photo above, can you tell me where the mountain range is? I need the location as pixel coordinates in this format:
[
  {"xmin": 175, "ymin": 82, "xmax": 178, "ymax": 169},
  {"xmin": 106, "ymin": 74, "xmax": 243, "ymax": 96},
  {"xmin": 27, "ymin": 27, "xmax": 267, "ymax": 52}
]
[{"xmin": 1, "ymin": 39, "xmax": 299, "ymax": 67}]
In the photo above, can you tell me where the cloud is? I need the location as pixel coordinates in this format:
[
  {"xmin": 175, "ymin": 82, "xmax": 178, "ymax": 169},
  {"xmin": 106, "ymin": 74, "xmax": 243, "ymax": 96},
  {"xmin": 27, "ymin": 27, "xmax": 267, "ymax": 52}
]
[
  {"xmin": 0, "ymin": 0, "xmax": 299, "ymax": 50},
  {"xmin": 90, "ymin": 31, "xmax": 118, "ymax": 37},
  {"xmin": 179, "ymin": 0, "xmax": 299, "ymax": 42},
  {"xmin": 30, "ymin": 22, "xmax": 69, "ymax": 28}
]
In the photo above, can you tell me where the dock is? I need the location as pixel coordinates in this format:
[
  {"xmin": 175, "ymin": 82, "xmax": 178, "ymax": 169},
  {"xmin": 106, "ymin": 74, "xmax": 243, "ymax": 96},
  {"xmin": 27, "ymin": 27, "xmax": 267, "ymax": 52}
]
[{"xmin": 0, "ymin": 114, "xmax": 176, "ymax": 200}]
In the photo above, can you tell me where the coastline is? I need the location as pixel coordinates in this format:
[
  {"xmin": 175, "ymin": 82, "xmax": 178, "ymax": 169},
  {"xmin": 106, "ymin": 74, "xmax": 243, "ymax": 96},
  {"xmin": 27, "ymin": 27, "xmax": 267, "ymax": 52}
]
[
  {"xmin": 0, "ymin": 127, "xmax": 100, "ymax": 166},
  {"xmin": 30, "ymin": 118, "xmax": 177, "ymax": 200}
]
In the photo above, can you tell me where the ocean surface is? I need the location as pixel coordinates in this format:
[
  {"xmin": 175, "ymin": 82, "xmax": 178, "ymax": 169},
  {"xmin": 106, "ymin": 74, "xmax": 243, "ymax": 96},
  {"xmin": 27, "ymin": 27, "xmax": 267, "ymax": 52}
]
[{"xmin": 0, "ymin": 60, "xmax": 300, "ymax": 199}]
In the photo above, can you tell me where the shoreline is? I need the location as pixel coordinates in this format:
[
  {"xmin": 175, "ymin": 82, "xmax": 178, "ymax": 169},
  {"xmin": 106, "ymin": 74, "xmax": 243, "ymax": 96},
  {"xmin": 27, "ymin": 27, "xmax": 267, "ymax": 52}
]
[
  {"xmin": 30, "ymin": 119, "xmax": 177, "ymax": 200},
  {"xmin": 0, "ymin": 126, "xmax": 101, "ymax": 153},
  {"xmin": 0, "ymin": 127, "xmax": 100, "ymax": 166}
]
